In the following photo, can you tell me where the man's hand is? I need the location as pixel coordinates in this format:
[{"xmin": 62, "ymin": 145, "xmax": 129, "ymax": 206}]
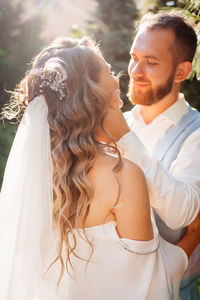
[
  {"xmin": 177, "ymin": 212, "xmax": 200, "ymax": 258},
  {"xmin": 187, "ymin": 212, "xmax": 200, "ymax": 241}
]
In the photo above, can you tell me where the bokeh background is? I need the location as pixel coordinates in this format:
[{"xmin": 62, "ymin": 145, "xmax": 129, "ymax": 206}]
[{"xmin": 0, "ymin": 0, "xmax": 200, "ymax": 186}]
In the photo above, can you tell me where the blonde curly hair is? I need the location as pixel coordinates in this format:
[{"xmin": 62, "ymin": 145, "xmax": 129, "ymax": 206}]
[{"xmin": 4, "ymin": 36, "xmax": 122, "ymax": 285}]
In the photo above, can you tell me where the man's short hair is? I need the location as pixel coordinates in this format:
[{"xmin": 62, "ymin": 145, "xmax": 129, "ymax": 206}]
[{"xmin": 137, "ymin": 11, "xmax": 197, "ymax": 63}]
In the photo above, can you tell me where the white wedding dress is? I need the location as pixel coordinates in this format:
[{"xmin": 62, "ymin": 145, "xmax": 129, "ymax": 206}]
[{"xmin": 35, "ymin": 212, "xmax": 187, "ymax": 300}]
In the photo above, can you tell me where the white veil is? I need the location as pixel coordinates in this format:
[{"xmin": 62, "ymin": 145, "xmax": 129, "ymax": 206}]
[{"xmin": 0, "ymin": 95, "xmax": 55, "ymax": 299}]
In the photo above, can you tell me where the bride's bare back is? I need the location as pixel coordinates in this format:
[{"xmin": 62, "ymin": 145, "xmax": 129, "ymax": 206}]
[{"xmin": 84, "ymin": 152, "xmax": 154, "ymax": 241}]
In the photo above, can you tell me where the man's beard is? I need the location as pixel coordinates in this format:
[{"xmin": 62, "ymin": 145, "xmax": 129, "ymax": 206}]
[{"xmin": 127, "ymin": 68, "xmax": 176, "ymax": 106}]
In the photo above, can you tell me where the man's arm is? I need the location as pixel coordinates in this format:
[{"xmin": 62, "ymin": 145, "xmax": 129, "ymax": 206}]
[
  {"xmin": 117, "ymin": 131, "xmax": 200, "ymax": 229},
  {"xmin": 104, "ymin": 105, "xmax": 200, "ymax": 229}
]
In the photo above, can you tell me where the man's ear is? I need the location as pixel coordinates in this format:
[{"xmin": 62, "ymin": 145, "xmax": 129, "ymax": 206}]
[{"xmin": 174, "ymin": 61, "xmax": 192, "ymax": 83}]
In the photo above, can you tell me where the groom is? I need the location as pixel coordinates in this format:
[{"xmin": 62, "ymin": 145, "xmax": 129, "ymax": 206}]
[{"xmin": 108, "ymin": 11, "xmax": 200, "ymax": 299}]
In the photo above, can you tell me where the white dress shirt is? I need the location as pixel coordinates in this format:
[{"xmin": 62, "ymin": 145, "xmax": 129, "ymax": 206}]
[
  {"xmin": 129, "ymin": 94, "xmax": 188, "ymax": 155},
  {"xmin": 118, "ymin": 93, "xmax": 200, "ymax": 277},
  {"xmin": 118, "ymin": 94, "xmax": 200, "ymax": 228}
]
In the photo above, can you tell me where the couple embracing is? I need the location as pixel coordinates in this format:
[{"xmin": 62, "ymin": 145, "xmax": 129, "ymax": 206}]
[{"xmin": 0, "ymin": 11, "xmax": 200, "ymax": 300}]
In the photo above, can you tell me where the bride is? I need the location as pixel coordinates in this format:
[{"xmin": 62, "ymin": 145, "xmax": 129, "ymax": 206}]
[{"xmin": 0, "ymin": 36, "xmax": 199, "ymax": 300}]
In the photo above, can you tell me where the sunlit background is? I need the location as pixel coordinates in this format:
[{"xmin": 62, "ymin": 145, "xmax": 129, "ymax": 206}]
[
  {"xmin": 0, "ymin": 0, "xmax": 200, "ymax": 187},
  {"xmin": 22, "ymin": 0, "xmax": 96, "ymax": 41}
]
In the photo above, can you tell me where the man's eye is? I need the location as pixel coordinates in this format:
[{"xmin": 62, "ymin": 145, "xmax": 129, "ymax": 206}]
[
  {"xmin": 147, "ymin": 61, "xmax": 157, "ymax": 65},
  {"xmin": 131, "ymin": 55, "xmax": 138, "ymax": 62}
]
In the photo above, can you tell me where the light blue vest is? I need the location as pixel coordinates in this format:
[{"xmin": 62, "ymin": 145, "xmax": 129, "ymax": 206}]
[{"xmin": 153, "ymin": 105, "xmax": 200, "ymax": 244}]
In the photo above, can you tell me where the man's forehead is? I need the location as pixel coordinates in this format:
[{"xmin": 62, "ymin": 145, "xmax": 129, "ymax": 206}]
[{"xmin": 130, "ymin": 28, "xmax": 175, "ymax": 55}]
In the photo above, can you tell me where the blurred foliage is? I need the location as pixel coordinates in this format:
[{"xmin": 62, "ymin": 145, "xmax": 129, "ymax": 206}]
[
  {"xmin": 69, "ymin": 24, "xmax": 87, "ymax": 39},
  {"xmin": 0, "ymin": 0, "xmax": 44, "ymax": 186},
  {"xmin": 137, "ymin": 0, "xmax": 200, "ymax": 110},
  {"xmin": 88, "ymin": 0, "xmax": 138, "ymax": 111},
  {"xmin": 0, "ymin": 0, "xmax": 43, "ymax": 109},
  {"xmin": 0, "ymin": 121, "xmax": 17, "ymax": 187},
  {"xmin": 185, "ymin": 0, "xmax": 200, "ymax": 81}
]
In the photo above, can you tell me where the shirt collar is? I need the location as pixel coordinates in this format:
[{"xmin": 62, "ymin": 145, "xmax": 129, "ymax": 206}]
[
  {"xmin": 132, "ymin": 93, "xmax": 189, "ymax": 125},
  {"xmin": 162, "ymin": 93, "xmax": 189, "ymax": 125}
]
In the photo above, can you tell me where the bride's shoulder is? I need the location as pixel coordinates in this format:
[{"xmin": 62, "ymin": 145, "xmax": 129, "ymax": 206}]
[
  {"xmin": 91, "ymin": 153, "xmax": 145, "ymax": 183},
  {"xmin": 119, "ymin": 157, "xmax": 145, "ymax": 183}
]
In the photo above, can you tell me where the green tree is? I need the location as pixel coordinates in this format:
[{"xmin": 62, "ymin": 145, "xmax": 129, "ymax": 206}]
[
  {"xmin": 0, "ymin": 0, "xmax": 43, "ymax": 109},
  {"xmin": 88, "ymin": 0, "xmax": 138, "ymax": 111},
  {"xmin": 137, "ymin": 0, "xmax": 200, "ymax": 110},
  {"xmin": 0, "ymin": 0, "xmax": 44, "ymax": 186},
  {"xmin": 0, "ymin": 121, "xmax": 17, "ymax": 187}
]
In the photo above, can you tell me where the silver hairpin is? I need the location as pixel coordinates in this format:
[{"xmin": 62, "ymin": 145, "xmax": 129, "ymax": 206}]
[{"xmin": 39, "ymin": 58, "xmax": 68, "ymax": 101}]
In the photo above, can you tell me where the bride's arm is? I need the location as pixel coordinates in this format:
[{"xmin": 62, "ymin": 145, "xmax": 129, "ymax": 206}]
[{"xmin": 112, "ymin": 158, "xmax": 153, "ymax": 241}]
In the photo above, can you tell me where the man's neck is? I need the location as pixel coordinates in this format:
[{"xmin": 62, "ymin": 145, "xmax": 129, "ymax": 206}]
[{"xmin": 140, "ymin": 91, "xmax": 179, "ymax": 124}]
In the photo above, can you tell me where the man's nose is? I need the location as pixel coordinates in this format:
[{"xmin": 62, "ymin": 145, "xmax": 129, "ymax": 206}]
[{"xmin": 129, "ymin": 61, "xmax": 144, "ymax": 79}]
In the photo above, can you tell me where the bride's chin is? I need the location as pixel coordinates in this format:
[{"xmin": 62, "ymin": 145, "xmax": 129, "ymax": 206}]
[{"xmin": 119, "ymin": 97, "xmax": 123, "ymax": 109}]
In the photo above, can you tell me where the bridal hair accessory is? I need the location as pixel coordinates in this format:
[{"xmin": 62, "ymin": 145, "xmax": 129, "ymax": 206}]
[{"xmin": 39, "ymin": 57, "xmax": 68, "ymax": 100}]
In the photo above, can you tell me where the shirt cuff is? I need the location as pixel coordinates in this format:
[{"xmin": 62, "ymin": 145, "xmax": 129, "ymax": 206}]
[{"xmin": 117, "ymin": 131, "xmax": 149, "ymax": 167}]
